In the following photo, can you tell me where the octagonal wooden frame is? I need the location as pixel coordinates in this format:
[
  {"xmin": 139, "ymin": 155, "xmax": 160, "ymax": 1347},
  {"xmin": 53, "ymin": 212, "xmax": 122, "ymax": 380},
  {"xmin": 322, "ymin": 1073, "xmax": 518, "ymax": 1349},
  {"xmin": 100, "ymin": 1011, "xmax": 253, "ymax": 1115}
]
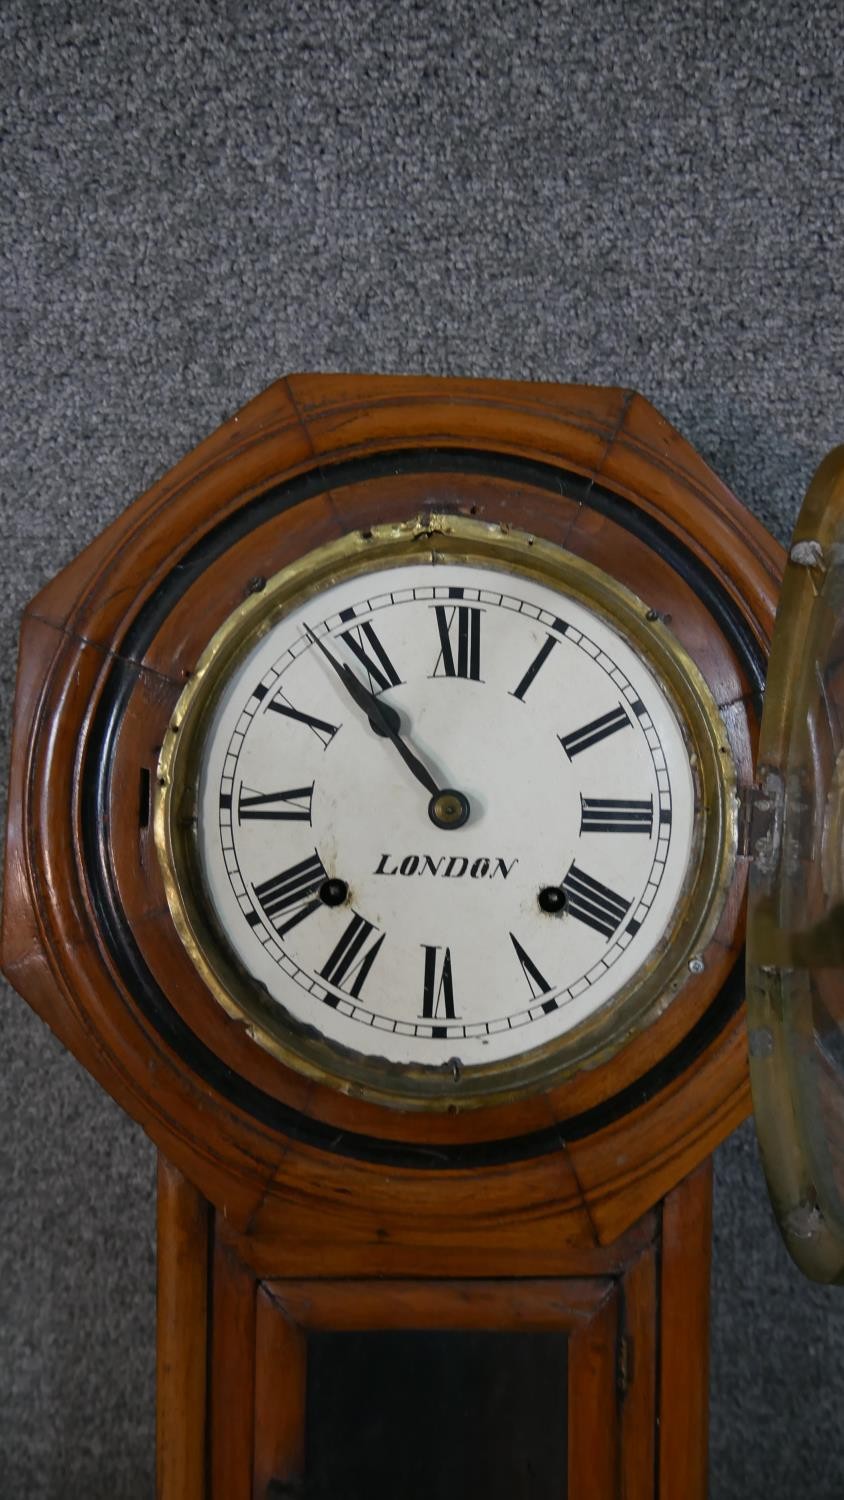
[{"xmin": 1, "ymin": 374, "xmax": 782, "ymax": 1260}]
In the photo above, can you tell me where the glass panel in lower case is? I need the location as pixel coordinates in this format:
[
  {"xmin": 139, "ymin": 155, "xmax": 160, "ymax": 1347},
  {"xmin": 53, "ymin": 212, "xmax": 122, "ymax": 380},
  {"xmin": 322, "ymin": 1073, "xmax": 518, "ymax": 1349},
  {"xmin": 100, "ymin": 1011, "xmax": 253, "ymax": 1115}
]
[{"xmin": 304, "ymin": 1328, "xmax": 569, "ymax": 1500}]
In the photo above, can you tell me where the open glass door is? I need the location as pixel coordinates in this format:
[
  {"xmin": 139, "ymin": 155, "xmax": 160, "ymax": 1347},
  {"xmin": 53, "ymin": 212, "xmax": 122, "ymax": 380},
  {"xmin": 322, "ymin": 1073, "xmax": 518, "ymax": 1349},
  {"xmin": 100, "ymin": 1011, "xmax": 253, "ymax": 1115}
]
[{"xmin": 748, "ymin": 445, "xmax": 844, "ymax": 1281}]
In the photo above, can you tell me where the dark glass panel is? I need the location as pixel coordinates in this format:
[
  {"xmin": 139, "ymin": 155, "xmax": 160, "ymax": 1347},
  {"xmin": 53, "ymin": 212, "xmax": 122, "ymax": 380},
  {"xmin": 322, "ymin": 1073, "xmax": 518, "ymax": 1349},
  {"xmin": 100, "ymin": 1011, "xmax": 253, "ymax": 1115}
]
[{"xmin": 303, "ymin": 1329, "xmax": 568, "ymax": 1500}]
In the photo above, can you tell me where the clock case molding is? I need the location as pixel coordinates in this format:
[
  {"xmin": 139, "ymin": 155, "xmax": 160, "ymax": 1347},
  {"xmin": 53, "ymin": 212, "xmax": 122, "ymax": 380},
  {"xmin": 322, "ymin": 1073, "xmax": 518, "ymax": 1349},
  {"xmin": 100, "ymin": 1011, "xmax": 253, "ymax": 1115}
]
[{"xmin": 1, "ymin": 375, "xmax": 781, "ymax": 1497}]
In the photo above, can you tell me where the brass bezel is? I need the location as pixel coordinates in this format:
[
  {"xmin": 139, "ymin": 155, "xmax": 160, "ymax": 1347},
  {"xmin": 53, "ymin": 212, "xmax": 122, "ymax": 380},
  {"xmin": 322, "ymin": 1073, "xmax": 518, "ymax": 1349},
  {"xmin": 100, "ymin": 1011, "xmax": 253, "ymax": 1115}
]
[{"xmin": 155, "ymin": 512, "xmax": 737, "ymax": 1110}]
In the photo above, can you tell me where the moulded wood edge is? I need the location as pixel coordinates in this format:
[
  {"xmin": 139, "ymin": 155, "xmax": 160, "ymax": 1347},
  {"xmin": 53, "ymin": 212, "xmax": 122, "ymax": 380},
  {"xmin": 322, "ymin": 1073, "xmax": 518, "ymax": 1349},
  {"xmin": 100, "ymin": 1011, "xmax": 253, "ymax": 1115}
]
[
  {"xmin": 286, "ymin": 377, "xmax": 634, "ymax": 475},
  {"xmin": 216, "ymin": 1198, "xmax": 661, "ymax": 1283},
  {"xmin": 658, "ymin": 1161, "xmax": 713, "ymax": 1497},
  {"xmin": 616, "ymin": 393, "xmax": 784, "ymax": 583},
  {"xmin": 576, "ymin": 1020, "xmax": 750, "ymax": 1245},
  {"xmin": 1, "ymin": 613, "xmax": 66, "ymax": 975},
  {"xmin": 286, "ymin": 370, "xmax": 635, "ymax": 430},
  {"xmin": 156, "ymin": 1156, "xmax": 209, "ymax": 1500}
]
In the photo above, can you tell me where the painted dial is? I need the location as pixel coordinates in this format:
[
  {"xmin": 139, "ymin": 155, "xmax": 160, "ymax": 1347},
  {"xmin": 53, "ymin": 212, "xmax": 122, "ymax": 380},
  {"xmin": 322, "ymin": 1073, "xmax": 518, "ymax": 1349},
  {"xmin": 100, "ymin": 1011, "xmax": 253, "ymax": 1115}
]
[{"xmin": 196, "ymin": 561, "xmax": 696, "ymax": 1068}]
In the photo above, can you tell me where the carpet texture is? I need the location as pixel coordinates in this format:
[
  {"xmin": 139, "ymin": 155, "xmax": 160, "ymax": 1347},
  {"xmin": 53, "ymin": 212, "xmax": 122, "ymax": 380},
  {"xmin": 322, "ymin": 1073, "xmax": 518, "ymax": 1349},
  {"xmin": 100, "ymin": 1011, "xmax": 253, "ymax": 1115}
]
[{"xmin": 2, "ymin": 1, "xmax": 843, "ymax": 1494}]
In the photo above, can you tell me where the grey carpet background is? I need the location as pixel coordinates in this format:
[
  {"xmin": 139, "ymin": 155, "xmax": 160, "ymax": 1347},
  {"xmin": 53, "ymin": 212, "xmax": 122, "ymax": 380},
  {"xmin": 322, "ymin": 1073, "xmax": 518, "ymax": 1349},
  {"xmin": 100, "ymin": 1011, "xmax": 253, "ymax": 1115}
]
[{"xmin": 2, "ymin": 1, "xmax": 843, "ymax": 1494}]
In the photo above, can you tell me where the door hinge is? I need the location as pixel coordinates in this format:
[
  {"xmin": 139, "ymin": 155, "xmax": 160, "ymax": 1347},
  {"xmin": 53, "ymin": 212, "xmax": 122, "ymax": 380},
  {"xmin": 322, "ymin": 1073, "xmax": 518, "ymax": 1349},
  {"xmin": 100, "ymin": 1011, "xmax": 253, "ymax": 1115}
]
[{"xmin": 737, "ymin": 770, "xmax": 783, "ymax": 867}]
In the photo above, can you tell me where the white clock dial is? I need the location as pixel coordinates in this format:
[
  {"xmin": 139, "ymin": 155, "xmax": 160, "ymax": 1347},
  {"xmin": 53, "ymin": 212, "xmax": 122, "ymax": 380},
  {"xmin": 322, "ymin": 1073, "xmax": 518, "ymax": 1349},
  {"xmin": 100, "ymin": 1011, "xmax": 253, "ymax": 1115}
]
[{"xmin": 194, "ymin": 559, "xmax": 697, "ymax": 1071}]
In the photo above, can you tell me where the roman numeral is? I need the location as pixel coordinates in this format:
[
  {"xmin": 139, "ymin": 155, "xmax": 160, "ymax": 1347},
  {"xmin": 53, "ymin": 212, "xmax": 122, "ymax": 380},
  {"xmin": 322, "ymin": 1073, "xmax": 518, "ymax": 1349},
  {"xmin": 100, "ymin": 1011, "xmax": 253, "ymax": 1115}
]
[
  {"xmin": 421, "ymin": 945, "xmax": 457, "ymax": 1023},
  {"xmin": 562, "ymin": 863, "xmax": 631, "ymax": 939},
  {"xmin": 432, "ymin": 605, "xmax": 482, "ymax": 680},
  {"xmin": 339, "ymin": 620, "xmax": 402, "ymax": 695},
  {"xmin": 579, "ymin": 796, "xmax": 653, "ymax": 835},
  {"xmin": 512, "ymin": 635, "xmax": 558, "ymax": 701},
  {"xmin": 509, "ymin": 933, "xmax": 552, "ymax": 999},
  {"xmin": 267, "ymin": 693, "xmax": 339, "ymax": 748},
  {"xmin": 559, "ymin": 704, "xmax": 630, "ymax": 760},
  {"xmin": 320, "ymin": 914, "xmax": 385, "ymax": 998},
  {"xmin": 237, "ymin": 784, "xmax": 314, "ymax": 823},
  {"xmin": 253, "ymin": 852, "xmax": 326, "ymax": 937}
]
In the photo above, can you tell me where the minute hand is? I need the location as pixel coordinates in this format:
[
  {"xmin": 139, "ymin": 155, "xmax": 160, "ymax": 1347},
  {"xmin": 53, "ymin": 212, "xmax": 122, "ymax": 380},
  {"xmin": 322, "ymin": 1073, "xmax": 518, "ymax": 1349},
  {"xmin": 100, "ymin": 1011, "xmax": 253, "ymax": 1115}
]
[{"xmin": 303, "ymin": 625, "xmax": 441, "ymax": 799}]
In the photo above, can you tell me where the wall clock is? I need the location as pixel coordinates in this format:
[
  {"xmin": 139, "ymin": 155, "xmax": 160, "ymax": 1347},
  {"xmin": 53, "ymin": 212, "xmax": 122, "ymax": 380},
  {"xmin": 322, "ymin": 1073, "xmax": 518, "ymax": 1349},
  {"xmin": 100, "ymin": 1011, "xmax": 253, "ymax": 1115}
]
[{"xmin": 4, "ymin": 372, "xmax": 836, "ymax": 1498}]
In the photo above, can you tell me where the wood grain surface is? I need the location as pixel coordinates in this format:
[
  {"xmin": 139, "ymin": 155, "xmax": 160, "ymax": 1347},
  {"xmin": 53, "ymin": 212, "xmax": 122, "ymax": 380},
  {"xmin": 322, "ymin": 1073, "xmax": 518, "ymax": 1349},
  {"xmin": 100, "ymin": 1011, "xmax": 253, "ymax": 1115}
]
[
  {"xmin": 162, "ymin": 1163, "xmax": 712, "ymax": 1497},
  {"xmin": 156, "ymin": 1157, "xmax": 209, "ymax": 1500}
]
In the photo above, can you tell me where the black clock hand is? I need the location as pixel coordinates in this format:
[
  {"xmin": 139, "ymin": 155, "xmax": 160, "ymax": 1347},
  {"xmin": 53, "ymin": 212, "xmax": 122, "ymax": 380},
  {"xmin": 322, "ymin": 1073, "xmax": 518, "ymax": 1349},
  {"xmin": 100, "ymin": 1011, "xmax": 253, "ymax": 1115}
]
[
  {"xmin": 304, "ymin": 623, "xmax": 400, "ymax": 732},
  {"xmin": 303, "ymin": 625, "xmax": 469, "ymax": 828},
  {"xmin": 304, "ymin": 624, "xmax": 439, "ymax": 794}
]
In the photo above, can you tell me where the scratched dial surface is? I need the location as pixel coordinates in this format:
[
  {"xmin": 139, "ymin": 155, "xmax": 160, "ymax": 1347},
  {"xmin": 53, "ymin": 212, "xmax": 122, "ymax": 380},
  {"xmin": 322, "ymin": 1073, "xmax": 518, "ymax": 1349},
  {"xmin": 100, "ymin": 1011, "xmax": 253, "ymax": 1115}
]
[{"xmin": 196, "ymin": 562, "xmax": 696, "ymax": 1068}]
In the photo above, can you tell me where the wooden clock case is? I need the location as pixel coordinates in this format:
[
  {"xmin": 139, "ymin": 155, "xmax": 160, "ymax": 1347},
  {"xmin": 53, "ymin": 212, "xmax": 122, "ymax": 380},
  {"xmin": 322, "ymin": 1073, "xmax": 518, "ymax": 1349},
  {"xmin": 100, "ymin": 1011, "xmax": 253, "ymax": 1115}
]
[{"xmin": 1, "ymin": 375, "xmax": 782, "ymax": 1498}]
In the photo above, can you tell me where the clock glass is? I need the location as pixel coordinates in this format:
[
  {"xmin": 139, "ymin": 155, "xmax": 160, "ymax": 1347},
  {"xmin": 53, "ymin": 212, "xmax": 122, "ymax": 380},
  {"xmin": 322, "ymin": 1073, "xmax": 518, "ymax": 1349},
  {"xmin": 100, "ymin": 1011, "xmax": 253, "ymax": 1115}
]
[{"xmin": 157, "ymin": 517, "xmax": 732, "ymax": 1104}]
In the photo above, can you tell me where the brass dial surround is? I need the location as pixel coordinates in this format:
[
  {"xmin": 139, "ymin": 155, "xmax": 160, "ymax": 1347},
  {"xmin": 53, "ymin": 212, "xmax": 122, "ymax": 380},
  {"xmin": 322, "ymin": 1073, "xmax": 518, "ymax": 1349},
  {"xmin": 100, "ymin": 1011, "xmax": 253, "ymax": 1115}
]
[{"xmin": 155, "ymin": 512, "xmax": 737, "ymax": 1110}]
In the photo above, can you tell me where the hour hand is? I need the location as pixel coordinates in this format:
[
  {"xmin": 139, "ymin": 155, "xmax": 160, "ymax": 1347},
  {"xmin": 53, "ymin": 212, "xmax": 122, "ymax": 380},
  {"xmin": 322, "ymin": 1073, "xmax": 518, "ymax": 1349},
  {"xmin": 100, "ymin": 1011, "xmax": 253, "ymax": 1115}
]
[{"xmin": 303, "ymin": 624, "xmax": 469, "ymax": 828}]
